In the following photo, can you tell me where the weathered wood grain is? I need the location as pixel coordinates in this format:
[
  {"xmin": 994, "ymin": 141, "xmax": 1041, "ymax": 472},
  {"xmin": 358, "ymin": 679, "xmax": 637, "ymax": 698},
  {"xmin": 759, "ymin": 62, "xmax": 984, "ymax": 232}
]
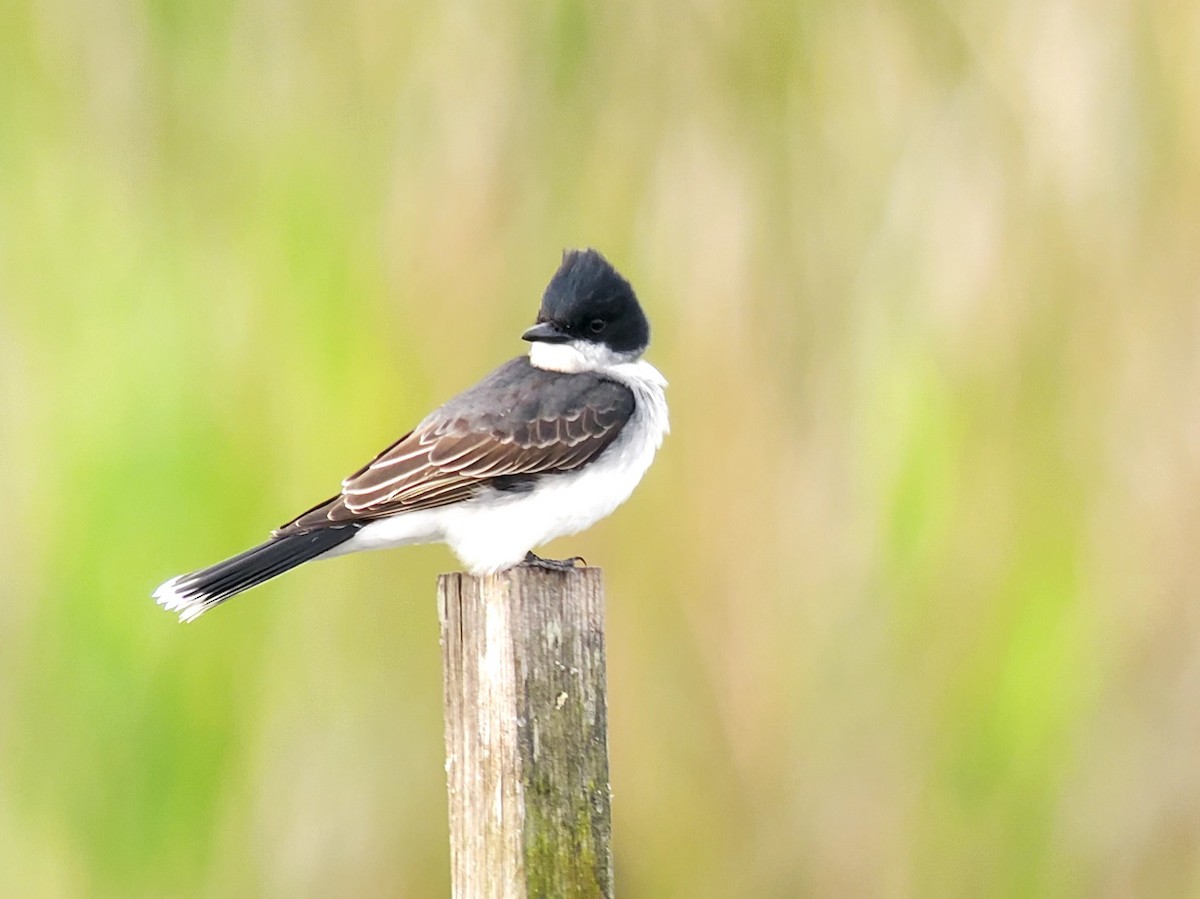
[{"xmin": 439, "ymin": 567, "xmax": 613, "ymax": 899}]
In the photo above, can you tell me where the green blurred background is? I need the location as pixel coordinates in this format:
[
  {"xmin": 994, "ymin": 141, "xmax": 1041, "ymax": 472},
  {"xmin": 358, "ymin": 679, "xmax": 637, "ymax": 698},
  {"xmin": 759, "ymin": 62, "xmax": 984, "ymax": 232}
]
[{"xmin": 2, "ymin": 0, "xmax": 1199, "ymax": 896}]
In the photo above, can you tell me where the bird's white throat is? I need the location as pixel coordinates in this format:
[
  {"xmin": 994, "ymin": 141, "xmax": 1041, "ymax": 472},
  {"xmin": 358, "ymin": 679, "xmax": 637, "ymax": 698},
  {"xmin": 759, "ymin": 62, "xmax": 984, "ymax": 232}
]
[{"xmin": 529, "ymin": 339, "xmax": 636, "ymax": 373}]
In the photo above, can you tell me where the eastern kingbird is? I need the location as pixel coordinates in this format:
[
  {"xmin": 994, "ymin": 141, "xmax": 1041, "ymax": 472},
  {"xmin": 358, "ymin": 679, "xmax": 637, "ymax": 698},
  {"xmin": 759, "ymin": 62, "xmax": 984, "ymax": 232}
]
[{"xmin": 154, "ymin": 249, "xmax": 669, "ymax": 621}]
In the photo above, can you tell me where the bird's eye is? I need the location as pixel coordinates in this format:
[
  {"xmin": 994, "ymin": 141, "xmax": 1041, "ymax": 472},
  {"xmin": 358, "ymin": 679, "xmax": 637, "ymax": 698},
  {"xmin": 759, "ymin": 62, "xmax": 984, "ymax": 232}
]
[{"xmin": 588, "ymin": 319, "xmax": 606, "ymax": 334}]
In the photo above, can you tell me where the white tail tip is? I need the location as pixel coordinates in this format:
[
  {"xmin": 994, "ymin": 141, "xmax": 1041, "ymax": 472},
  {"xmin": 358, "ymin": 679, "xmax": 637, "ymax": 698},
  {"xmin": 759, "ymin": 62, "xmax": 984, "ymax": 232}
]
[{"xmin": 153, "ymin": 575, "xmax": 210, "ymax": 623}]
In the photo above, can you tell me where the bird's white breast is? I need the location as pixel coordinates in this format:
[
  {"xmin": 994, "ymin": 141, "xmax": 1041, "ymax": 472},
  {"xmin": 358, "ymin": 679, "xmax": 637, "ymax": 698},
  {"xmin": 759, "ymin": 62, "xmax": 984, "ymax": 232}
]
[{"xmin": 441, "ymin": 358, "xmax": 669, "ymax": 572}]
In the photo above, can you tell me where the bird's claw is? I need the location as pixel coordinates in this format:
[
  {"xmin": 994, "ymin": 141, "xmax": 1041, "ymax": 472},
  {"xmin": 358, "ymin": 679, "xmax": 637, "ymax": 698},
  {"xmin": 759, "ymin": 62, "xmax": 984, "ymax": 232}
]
[{"xmin": 521, "ymin": 552, "xmax": 586, "ymax": 572}]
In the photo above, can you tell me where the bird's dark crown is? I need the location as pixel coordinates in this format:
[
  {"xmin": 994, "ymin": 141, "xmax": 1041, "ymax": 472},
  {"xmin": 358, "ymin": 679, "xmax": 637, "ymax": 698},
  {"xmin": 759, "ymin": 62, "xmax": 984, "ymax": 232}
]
[{"xmin": 535, "ymin": 249, "xmax": 650, "ymax": 355}]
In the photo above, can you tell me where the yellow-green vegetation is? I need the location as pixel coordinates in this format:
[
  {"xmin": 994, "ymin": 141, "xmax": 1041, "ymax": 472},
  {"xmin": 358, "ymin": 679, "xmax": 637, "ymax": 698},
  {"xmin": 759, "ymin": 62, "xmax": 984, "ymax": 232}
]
[{"xmin": 2, "ymin": 0, "xmax": 1198, "ymax": 895}]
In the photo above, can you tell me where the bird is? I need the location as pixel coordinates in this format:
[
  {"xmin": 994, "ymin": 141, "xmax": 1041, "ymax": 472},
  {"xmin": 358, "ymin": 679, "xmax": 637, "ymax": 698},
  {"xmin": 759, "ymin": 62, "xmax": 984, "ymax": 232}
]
[{"xmin": 153, "ymin": 248, "xmax": 669, "ymax": 622}]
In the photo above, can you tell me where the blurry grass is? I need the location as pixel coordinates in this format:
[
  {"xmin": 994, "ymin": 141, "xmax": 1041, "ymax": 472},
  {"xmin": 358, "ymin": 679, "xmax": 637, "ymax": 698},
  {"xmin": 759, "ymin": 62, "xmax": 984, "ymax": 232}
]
[{"xmin": 3, "ymin": 0, "xmax": 1200, "ymax": 896}]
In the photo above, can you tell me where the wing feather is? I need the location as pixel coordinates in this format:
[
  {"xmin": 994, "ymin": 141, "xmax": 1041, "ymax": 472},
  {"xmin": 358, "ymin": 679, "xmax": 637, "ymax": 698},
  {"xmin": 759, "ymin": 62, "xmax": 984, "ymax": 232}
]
[{"xmin": 275, "ymin": 358, "xmax": 635, "ymax": 536}]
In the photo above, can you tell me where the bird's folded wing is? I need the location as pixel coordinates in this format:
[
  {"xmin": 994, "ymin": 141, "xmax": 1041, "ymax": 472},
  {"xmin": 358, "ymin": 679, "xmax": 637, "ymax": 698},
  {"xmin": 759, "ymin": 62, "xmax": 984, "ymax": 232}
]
[{"xmin": 274, "ymin": 368, "xmax": 634, "ymax": 535}]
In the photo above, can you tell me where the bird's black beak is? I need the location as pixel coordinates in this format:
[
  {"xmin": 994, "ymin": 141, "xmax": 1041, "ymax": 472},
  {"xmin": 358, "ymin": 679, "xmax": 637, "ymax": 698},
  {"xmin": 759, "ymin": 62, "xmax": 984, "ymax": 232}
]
[{"xmin": 521, "ymin": 321, "xmax": 571, "ymax": 344}]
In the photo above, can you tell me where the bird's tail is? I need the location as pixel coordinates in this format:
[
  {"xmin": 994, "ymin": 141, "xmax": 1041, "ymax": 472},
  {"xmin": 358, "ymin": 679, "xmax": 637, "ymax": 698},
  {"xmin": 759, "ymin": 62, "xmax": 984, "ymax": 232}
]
[{"xmin": 153, "ymin": 526, "xmax": 360, "ymax": 622}]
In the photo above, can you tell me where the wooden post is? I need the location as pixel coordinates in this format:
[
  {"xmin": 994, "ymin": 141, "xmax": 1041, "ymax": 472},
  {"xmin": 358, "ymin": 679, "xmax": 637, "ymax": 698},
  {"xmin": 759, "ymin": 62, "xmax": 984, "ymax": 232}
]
[{"xmin": 438, "ymin": 567, "xmax": 614, "ymax": 899}]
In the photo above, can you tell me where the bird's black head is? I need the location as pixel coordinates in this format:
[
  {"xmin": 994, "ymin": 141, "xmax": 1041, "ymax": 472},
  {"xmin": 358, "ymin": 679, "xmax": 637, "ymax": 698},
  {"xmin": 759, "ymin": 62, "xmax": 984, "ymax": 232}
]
[{"xmin": 521, "ymin": 249, "xmax": 650, "ymax": 358}]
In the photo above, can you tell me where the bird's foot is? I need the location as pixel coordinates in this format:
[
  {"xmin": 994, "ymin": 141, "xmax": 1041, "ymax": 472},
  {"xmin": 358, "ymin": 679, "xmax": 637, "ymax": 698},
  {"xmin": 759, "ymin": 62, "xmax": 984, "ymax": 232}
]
[{"xmin": 521, "ymin": 551, "xmax": 586, "ymax": 572}]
